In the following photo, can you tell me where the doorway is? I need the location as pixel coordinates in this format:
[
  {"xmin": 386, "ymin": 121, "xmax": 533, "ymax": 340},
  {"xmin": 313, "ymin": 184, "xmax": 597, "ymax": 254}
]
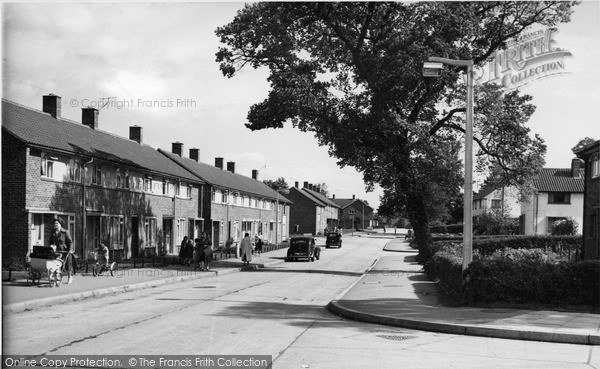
[{"xmin": 131, "ymin": 216, "xmax": 139, "ymax": 258}]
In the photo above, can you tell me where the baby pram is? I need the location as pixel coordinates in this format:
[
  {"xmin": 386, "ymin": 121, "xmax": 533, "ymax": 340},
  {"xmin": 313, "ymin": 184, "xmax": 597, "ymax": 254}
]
[{"xmin": 27, "ymin": 246, "xmax": 64, "ymax": 287}]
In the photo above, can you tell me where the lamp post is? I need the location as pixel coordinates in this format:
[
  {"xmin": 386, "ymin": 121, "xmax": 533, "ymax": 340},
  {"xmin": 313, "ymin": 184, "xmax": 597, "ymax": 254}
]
[
  {"xmin": 423, "ymin": 56, "xmax": 474, "ymax": 271},
  {"xmin": 274, "ymin": 189, "xmax": 289, "ymax": 246}
]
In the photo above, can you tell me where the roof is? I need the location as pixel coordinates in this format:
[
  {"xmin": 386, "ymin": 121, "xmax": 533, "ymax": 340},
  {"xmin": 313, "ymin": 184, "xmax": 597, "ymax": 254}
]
[
  {"xmin": 302, "ymin": 188, "xmax": 340, "ymax": 208},
  {"xmin": 288, "ymin": 187, "xmax": 326, "ymax": 206},
  {"xmin": 473, "ymin": 183, "xmax": 500, "ymax": 200},
  {"xmin": 159, "ymin": 149, "xmax": 292, "ymax": 203},
  {"xmin": 533, "ymin": 168, "xmax": 584, "ymax": 193},
  {"xmin": 331, "ymin": 198, "xmax": 373, "ymax": 211},
  {"xmin": 2, "ymin": 99, "xmax": 200, "ymax": 183}
]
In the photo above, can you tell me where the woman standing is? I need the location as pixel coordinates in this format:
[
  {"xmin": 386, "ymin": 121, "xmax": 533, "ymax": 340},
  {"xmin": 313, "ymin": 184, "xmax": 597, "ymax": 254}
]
[
  {"xmin": 240, "ymin": 233, "xmax": 252, "ymax": 266},
  {"xmin": 202, "ymin": 232, "xmax": 213, "ymax": 270}
]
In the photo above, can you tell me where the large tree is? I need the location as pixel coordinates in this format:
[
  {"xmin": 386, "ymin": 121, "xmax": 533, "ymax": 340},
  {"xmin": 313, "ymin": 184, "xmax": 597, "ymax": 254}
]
[{"xmin": 216, "ymin": 2, "xmax": 575, "ymax": 249}]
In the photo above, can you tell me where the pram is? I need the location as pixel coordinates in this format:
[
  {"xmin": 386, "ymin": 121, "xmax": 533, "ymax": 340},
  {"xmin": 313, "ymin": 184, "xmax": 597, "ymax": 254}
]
[{"xmin": 27, "ymin": 246, "xmax": 64, "ymax": 287}]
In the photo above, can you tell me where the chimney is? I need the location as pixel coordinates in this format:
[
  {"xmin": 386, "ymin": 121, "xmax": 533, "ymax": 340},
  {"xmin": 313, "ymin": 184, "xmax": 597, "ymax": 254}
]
[
  {"xmin": 295, "ymin": 181, "xmax": 299, "ymax": 188},
  {"xmin": 332, "ymin": 194, "xmax": 335, "ymax": 199},
  {"xmin": 572, "ymin": 158, "xmax": 582, "ymax": 177},
  {"xmin": 82, "ymin": 107, "xmax": 99, "ymax": 130},
  {"xmin": 43, "ymin": 94, "xmax": 61, "ymax": 119},
  {"xmin": 189, "ymin": 148, "xmax": 199, "ymax": 162},
  {"xmin": 303, "ymin": 181, "xmax": 308, "ymax": 189},
  {"xmin": 252, "ymin": 169, "xmax": 258, "ymax": 180},
  {"xmin": 316, "ymin": 186, "xmax": 321, "ymax": 194},
  {"xmin": 227, "ymin": 161, "xmax": 236, "ymax": 174},
  {"xmin": 129, "ymin": 126, "xmax": 143, "ymax": 144},
  {"xmin": 172, "ymin": 142, "xmax": 183, "ymax": 157},
  {"xmin": 215, "ymin": 157, "xmax": 224, "ymax": 170},
  {"xmin": 352, "ymin": 194, "xmax": 355, "ymax": 200}
]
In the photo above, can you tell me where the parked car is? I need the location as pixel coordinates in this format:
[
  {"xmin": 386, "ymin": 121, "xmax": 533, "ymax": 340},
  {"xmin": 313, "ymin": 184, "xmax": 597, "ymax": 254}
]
[
  {"xmin": 325, "ymin": 232, "xmax": 342, "ymax": 248},
  {"xmin": 286, "ymin": 236, "xmax": 320, "ymax": 262}
]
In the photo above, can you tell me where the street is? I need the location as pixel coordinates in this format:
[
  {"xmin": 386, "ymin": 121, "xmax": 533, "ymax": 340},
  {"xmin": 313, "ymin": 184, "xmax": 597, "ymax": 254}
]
[{"xmin": 3, "ymin": 236, "xmax": 598, "ymax": 369}]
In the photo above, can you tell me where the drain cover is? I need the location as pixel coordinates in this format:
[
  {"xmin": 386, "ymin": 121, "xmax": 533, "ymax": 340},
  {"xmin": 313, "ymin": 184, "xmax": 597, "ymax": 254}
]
[{"xmin": 376, "ymin": 334, "xmax": 417, "ymax": 341}]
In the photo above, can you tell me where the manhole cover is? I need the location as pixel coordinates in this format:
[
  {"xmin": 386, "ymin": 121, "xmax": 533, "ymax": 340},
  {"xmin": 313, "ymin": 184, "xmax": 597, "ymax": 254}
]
[{"xmin": 376, "ymin": 334, "xmax": 417, "ymax": 341}]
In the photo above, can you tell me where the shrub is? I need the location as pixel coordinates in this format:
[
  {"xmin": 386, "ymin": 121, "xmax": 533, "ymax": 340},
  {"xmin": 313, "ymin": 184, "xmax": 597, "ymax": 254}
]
[
  {"xmin": 424, "ymin": 249, "xmax": 463, "ymax": 299},
  {"xmin": 551, "ymin": 217, "xmax": 579, "ymax": 236},
  {"xmin": 473, "ymin": 213, "xmax": 519, "ymax": 235},
  {"xmin": 464, "ymin": 250, "xmax": 600, "ymax": 306}
]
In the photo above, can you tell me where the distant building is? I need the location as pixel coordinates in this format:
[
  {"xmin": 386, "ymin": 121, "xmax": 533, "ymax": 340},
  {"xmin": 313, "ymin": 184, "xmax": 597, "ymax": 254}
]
[
  {"xmin": 287, "ymin": 182, "xmax": 339, "ymax": 235},
  {"xmin": 160, "ymin": 147, "xmax": 291, "ymax": 247},
  {"xmin": 520, "ymin": 159, "xmax": 585, "ymax": 236},
  {"xmin": 473, "ymin": 184, "xmax": 520, "ymax": 219},
  {"xmin": 574, "ymin": 140, "xmax": 599, "ymax": 259},
  {"xmin": 331, "ymin": 195, "xmax": 374, "ymax": 230}
]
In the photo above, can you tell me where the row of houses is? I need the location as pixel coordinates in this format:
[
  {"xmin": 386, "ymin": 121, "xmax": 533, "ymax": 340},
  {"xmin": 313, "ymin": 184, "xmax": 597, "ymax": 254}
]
[
  {"xmin": 473, "ymin": 145, "xmax": 599, "ymax": 259},
  {"xmin": 1, "ymin": 95, "xmax": 374, "ymax": 265}
]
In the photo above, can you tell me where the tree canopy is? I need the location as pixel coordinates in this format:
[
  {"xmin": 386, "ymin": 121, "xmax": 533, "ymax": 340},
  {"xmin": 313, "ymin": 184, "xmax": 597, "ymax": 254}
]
[{"xmin": 216, "ymin": 1, "xmax": 577, "ymax": 246}]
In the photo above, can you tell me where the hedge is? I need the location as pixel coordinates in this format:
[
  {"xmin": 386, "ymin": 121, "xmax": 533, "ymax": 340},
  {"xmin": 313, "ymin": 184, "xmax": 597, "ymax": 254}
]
[
  {"xmin": 464, "ymin": 250, "xmax": 600, "ymax": 306},
  {"xmin": 418, "ymin": 235, "xmax": 582, "ymax": 265}
]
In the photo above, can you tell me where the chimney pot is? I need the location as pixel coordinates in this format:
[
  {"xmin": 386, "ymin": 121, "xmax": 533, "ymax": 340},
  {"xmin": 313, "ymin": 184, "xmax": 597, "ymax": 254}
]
[
  {"xmin": 215, "ymin": 157, "xmax": 224, "ymax": 170},
  {"xmin": 189, "ymin": 148, "xmax": 200, "ymax": 162},
  {"xmin": 295, "ymin": 181, "xmax": 299, "ymax": 188},
  {"xmin": 352, "ymin": 194, "xmax": 355, "ymax": 200},
  {"xmin": 43, "ymin": 94, "xmax": 61, "ymax": 119},
  {"xmin": 227, "ymin": 161, "xmax": 235, "ymax": 174},
  {"xmin": 303, "ymin": 181, "xmax": 308, "ymax": 189},
  {"xmin": 172, "ymin": 142, "xmax": 183, "ymax": 157},
  {"xmin": 252, "ymin": 169, "xmax": 258, "ymax": 180},
  {"xmin": 82, "ymin": 107, "xmax": 99, "ymax": 130},
  {"xmin": 129, "ymin": 126, "xmax": 143, "ymax": 144}
]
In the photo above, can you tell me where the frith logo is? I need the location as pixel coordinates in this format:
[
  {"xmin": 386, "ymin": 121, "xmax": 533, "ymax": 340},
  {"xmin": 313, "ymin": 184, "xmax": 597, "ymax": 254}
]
[{"xmin": 475, "ymin": 27, "xmax": 572, "ymax": 90}]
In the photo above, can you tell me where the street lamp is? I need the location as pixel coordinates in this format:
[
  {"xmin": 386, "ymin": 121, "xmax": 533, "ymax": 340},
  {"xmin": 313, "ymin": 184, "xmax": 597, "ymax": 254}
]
[
  {"xmin": 274, "ymin": 189, "xmax": 289, "ymax": 246},
  {"xmin": 423, "ymin": 56, "xmax": 474, "ymax": 271}
]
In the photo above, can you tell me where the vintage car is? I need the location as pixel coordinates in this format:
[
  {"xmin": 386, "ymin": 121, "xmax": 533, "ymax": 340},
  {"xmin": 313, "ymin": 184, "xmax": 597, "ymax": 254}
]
[
  {"xmin": 325, "ymin": 232, "xmax": 342, "ymax": 248},
  {"xmin": 286, "ymin": 236, "xmax": 320, "ymax": 262}
]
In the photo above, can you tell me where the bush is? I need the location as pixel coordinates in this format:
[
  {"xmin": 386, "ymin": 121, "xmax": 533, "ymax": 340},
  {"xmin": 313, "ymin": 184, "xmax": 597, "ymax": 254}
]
[
  {"xmin": 473, "ymin": 213, "xmax": 519, "ymax": 235},
  {"xmin": 429, "ymin": 223, "xmax": 463, "ymax": 234},
  {"xmin": 464, "ymin": 250, "xmax": 600, "ymax": 306},
  {"xmin": 551, "ymin": 217, "xmax": 579, "ymax": 236},
  {"xmin": 424, "ymin": 249, "xmax": 464, "ymax": 299}
]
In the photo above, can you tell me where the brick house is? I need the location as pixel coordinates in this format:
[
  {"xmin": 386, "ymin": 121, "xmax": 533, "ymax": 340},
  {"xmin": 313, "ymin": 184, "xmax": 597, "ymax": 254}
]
[
  {"xmin": 574, "ymin": 140, "xmax": 599, "ymax": 259},
  {"xmin": 2, "ymin": 95, "xmax": 204, "ymax": 267},
  {"xmin": 160, "ymin": 146, "xmax": 291, "ymax": 247},
  {"xmin": 331, "ymin": 195, "xmax": 374, "ymax": 230},
  {"xmin": 286, "ymin": 182, "xmax": 339, "ymax": 235},
  {"xmin": 520, "ymin": 159, "xmax": 584, "ymax": 236}
]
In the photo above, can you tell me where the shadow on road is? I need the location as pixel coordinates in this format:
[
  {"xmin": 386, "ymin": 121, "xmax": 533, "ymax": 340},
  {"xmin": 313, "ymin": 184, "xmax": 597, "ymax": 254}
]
[{"xmin": 250, "ymin": 268, "xmax": 363, "ymax": 277}]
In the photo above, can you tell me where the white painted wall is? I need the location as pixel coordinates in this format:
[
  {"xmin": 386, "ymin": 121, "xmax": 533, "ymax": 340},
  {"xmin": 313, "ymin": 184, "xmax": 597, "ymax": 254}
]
[{"xmin": 521, "ymin": 192, "xmax": 584, "ymax": 235}]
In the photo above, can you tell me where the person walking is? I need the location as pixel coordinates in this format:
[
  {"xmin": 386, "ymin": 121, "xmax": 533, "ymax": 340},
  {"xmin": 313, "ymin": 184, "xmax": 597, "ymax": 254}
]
[
  {"xmin": 49, "ymin": 219, "xmax": 75, "ymax": 284},
  {"xmin": 240, "ymin": 233, "xmax": 252, "ymax": 266}
]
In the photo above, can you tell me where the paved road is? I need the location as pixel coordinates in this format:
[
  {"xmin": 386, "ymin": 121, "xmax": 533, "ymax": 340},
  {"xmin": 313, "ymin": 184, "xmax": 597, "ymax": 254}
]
[{"xmin": 3, "ymin": 236, "xmax": 597, "ymax": 369}]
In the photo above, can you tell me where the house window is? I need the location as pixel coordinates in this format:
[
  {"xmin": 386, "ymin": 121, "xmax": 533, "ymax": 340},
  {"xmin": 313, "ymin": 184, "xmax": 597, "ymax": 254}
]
[
  {"xmin": 68, "ymin": 159, "xmax": 81, "ymax": 182},
  {"xmin": 91, "ymin": 164, "xmax": 102, "ymax": 186},
  {"xmin": 144, "ymin": 177, "xmax": 152, "ymax": 192},
  {"xmin": 548, "ymin": 192, "xmax": 571, "ymax": 204},
  {"xmin": 175, "ymin": 182, "xmax": 181, "ymax": 197},
  {"xmin": 145, "ymin": 217, "xmax": 157, "ymax": 248},
  {"xmin": 212, "ymin": 189, "xmax": 217, "ymax": 202},
  {"xmin": 187, "ymin": 185, "xmax": 192, "ymax": 199},
  {"xmin": 163, "ymin": 180, "xmax": 168, "ymax": 195},
  {"xmin": 491, "ymin": 199, "xmax": 501, "ymax": 208},
  {"xmin": 221, "ymin": 191, "xmax": 228, "ymax": 203},
  {"xmin": 592, "ymin": 153, "xmax": 599, "ymax": 178},
  {"xmin": 124, "ymin": 170, "xmax": 130, "ymax": 188},
  {"xmin": 116, "ymin": 169, "xmax": 122, "ymax": 188},
  {"xmin": 349, "ymin": 209, "xmax": 357, "ymax": 215},
  {"xmin": 41, "ymin": 154, "xmax": 55, "ymax": 178}
]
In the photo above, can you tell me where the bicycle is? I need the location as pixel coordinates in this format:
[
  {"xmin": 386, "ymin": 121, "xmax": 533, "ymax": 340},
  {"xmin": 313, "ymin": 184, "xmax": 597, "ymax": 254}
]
[{"xmin": 91, "ymin": 252, "xmax": 118, "ymax": 277}]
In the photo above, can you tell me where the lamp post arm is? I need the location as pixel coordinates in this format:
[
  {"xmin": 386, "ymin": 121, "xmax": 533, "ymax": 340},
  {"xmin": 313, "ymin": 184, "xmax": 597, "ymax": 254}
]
[{"xmin": 428, "ymin": 57, "xmax": 473, "ymax": 68}]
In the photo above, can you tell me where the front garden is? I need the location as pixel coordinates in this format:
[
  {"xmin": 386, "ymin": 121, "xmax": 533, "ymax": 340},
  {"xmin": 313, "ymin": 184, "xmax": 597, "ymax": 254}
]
[{"xmin": 418, "ymin": 235, "xmax": 600, "ymax": 311}]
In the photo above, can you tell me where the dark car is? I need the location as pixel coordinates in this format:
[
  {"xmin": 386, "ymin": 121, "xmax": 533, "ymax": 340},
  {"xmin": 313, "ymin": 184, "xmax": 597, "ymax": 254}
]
[
  {"xmin": 325, "ymin": 232, "xmax": 342, "ymax": 248},
  {"xmin": 286, "ymin": 236, "xmax": 320, "ymax": 262}
]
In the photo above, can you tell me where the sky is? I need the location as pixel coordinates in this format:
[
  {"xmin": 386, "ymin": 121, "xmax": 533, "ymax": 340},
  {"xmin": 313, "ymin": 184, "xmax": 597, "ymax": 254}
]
[{"xmin": 2, "ymin": 1, "xmax": 599, "ymax": 210}]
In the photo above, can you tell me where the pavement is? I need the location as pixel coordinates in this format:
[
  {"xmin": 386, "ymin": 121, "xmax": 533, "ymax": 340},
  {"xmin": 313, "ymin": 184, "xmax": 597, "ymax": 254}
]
[
  {"xmin": 3, "ymin": 233, "xmax": 599, "ymax": 345},
  {"xmin": 328, "ymin": 237, "xmax": 600, "ymax": 346}
]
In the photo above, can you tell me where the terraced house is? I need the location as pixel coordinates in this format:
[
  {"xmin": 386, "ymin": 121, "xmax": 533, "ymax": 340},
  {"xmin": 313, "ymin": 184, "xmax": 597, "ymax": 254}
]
[
  {"xmin": 160, "ymin": 146, "xmax": 292, "ymax": 248},
  {"xmin": 2, "ymin": 95, "xmax": 205, "ymax": 266}
]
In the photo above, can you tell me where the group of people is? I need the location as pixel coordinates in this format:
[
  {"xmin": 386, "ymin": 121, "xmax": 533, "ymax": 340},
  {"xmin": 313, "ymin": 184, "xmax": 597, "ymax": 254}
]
[
  {"xmin": 178, "ymin": 232, "xmax": 213, "ymax": 271},
  {"xmin": 179, "ymin": 233, "xmax": 264, "ymax": 268}
]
